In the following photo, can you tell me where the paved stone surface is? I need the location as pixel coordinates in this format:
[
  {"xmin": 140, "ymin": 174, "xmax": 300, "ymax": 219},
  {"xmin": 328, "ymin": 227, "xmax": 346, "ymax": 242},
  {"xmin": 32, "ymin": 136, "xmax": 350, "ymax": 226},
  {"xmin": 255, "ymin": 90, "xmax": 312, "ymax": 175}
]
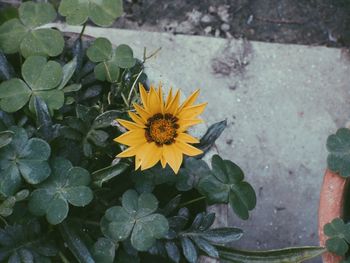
[{"xmin": 54, "ymin": 24, "xmax": 350, "ymax": 261}]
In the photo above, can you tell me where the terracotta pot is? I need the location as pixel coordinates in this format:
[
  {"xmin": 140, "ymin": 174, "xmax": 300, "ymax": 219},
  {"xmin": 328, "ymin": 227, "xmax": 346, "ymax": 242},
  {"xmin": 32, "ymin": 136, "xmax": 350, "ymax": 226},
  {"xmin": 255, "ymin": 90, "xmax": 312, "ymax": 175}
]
[{"xmin": 318, "ymin": 169, "xmax": 348, "ymax": 262}]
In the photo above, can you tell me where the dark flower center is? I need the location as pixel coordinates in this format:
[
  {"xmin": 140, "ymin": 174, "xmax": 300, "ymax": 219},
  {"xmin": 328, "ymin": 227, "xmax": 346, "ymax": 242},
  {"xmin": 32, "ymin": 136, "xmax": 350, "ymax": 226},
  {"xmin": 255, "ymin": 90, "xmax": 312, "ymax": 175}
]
[{"xmin": 145, "ymin": 113, "xmax": 179, "ymax": 146}]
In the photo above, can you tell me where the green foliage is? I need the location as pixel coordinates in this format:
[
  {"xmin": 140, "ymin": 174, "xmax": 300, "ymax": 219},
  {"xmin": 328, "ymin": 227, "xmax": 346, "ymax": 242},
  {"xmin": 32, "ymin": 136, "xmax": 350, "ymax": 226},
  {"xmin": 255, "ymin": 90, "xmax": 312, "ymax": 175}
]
[
  {"xmin": 0, "ymin": 56, "xmax": 64, "ymax": 113},
  {"xmin": 0, "ymin": 130, "xmax": 13, "ymax": 148},
  {"xmin": 0, "ymin": 189, "xmax": 29, "ymax": 217},
  {"xmin": 151, "ymin": 209, "xmax": 243, "ymax": 263},
  {"xmin": 92, "ymin": 237, "xmax": 116, "ymax": 263},
  {"xmin": 327, "ymin": 128, "xmax": 350, "ymax": 177},
  {"xmin": 28, "ymin": 157, "xmax": 93, "ymax": 224},
  {"xmin": 196, "ymin": 119, "xmax": 227, "ymax": 157},
  {"xmin": 87, "ymin": 37, "xmax": 136, "ymax": 82},
  {"xmin": 217, "ymin": 246, "xmax": 326, "ymax": 262},
  {"xmin": 324, "ymin": 218, "xmax": 350, "ymax": 256},
  {"xmin": 0, "ymin": 220, "xmax": 58, "ymax": 262},
  {"xmin": 197, "ymin": 155, "xmax": 256, "ymax": 220},
  {"xmin": 101, "ymin": 189, "xmax": 169, "ymax": 251},
  {"xmin": 59, "ymin": 0, "xmax": 123, "ymax": 27},
  {"xmin": 0, "ymin": 2, "xmax": 64, "ymax": 57},
  {"xmin": 0, "ymin": 126, "xmax": 51, "ymax": 196}
]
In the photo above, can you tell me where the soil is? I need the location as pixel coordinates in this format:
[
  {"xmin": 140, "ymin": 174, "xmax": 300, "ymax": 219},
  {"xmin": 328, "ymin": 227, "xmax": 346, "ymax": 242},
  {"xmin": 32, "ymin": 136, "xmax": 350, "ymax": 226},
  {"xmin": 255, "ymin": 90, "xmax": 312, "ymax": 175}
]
[{"xmin": 116, "ymin": 0, "xmax": 350, "ymax": 47}]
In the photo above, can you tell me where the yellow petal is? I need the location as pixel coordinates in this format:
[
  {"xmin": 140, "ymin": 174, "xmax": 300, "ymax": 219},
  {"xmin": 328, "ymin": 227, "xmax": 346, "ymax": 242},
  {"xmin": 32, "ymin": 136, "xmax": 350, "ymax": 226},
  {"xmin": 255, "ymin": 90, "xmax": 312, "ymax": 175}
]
[
  {"xmin": 116, "ymin": 145, "xmax": 141, "ymax": 157},
  {"xmin": 176, "ymin": 132, "xmax": 200, "ymax": 143},
  {"xmin": 140, "ymin": 143, "xmax": 162, "ymax": 170},
  {"xmin": 135, "ymin": 155, "xmax": 142, "ymax": 170},
  {"xmin": 117, "ymin": 119, "xmax": 145, "ymax": 130},
  {"xmin": 114, "ymin": 130, "xmax": 145, "ymax": 146},
  {"xmin": 149, "ymin": 86, "xmax": 162, "ymax": 115},
  {"xmin": 157, "ymin": 84, "xmax": 165, "ymax": 114},
  {"xmin": 178, "ymin": 102, "xmax": 207, "ymax": 119},
  {"xmin": 139, "ymin": 83, "xmax": 149, "ymax": 110},
  {"xmin": 133, "ymin": 103, "xmax": 151, "ymax": 122},
  {"xmin": 128, "ymin": 111, "xmax": 146, "ymax": 126},
  {"xmin": 178, "ymin": 118, "xmax": 204, "ymax": 131},
  {"xmin": 163, "ymin": 145, "xmax": 183, "ymax": 174},
  {"xmin": 176, "ymin": 141, "xmax": 203, "ymax": 156},
  {"xmin": 166, "ymin": 89, "xmax": 180, "ymax": 115},
  {"xmin": 179, "ymin": 89, "xmax": 200, "ymax": 109},
  {"xmin": 165, "ymin": 88, "xmax": 173, "ymax": 109},
  {"xmin": 160, "ymin": 155, "xmax": 167, "ymax": 168}
]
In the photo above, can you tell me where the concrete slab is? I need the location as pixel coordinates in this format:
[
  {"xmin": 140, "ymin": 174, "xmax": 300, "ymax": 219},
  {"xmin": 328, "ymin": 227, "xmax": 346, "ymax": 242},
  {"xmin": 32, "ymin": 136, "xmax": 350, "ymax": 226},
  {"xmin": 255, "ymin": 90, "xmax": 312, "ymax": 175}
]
[{"xmin": 54, "ymin": 24, "xmax": 350, "ymax": 258}]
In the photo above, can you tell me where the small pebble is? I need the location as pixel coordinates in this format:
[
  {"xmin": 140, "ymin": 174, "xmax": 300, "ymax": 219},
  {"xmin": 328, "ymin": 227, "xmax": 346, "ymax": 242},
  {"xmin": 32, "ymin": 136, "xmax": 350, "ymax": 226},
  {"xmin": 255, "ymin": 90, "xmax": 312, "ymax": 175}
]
[
  {"xmin": 208, "ymin": 5, "xmax": 217, "ymax": 14},
  {"xmin": 204, "ymin": 26, "xmax": 212, "ymax": 35},
  {"xmin": 220, "ymin": 23, "xmax": 230, "ymax": 31},
  {"xmin": 201, "ymin": 14, "xmax": 213, "ymax": 23},
  {"xmin": 215, "ymin": 29, "xmax": 220, "ymax": 37}
]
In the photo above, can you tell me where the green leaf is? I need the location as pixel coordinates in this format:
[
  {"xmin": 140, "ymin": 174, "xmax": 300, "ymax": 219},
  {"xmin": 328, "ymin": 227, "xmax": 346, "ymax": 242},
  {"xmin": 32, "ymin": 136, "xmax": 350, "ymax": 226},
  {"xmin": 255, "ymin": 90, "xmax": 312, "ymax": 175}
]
[
  {"xmin": 327, "ymin": 128, "xmax": 350, "ymax": 177},
  {"xmin": 0, "ymin": 19, "xmax": 27, "ymax": 54},
  {"xmin": 199, "ymin": 228, "xmax": 243, "ymax": 244},
  {"xmin": 217, "ymin": 246, "xmax": 326, "ymax": 263},
  {"xmin": 197, "ymin": 155, "xmax": 256, "ymax": 220},
  {"xmin": 92, "ymin": 162, "xmax": 129, "ymax": 187},
  {"xmin": 196, "ymin": 120, "xmax": 227, "ymax": 157},
  {"xmin": 63, "ymin": 83, "xmax": 82, "ymax": 93},
  {"xmin": 181, "ymin": 237, "xmax": 197, "ymax": 263},
  {"xmin": 87, "ymin": 39, "xmax": 136, "ymax": 82},
  {"xmin": 324, "ymin": 218, "xmax": 350, "ymax": 256},
  {"xmin": 28, "ymin": 157, "xmax": 93, "ymax": 224},
  {"xmin": 0, "ymin": 126, "xmax": 51, "ymax": 196},
  {"xmin": 21, "ymin": 28, "xmax": 64, "ymax": 58},
  {"xmin": 92, "ymin": 237, "xmax": 116, "ymax": 263},
  {"xmin": 191, "ymin": 237, "xmax": 219, "ymax": 258},
  {"xmin": 19, "ymin": 2, "xmax": 56, "ymax": 28},
  {"xmin": 101, "ymin": 190, "xmax": 169, "ymax": 251},
  {"xmin": 59, "ymin": 221, "xmax": 95, "ymax": 263},
  {"xmin": 59, "ymin": 0, "xmax": 123, "ymax": 27},
  {"xmin": 92, "ymin": 110, "xmax": 123, "ymax": 129},
  {"xmin": 0, "ymin": 220, "xmax": 57, "ymax": 261},
  {"xmin": 0, "ymin": 51, "xmax": 15, "ymax": 81},
  {"xmin": 165, "ymin": 241, "xmax": 180, "ymax": 263},
  {"xmin": 94, "ymin": 61, "xmax": 120, "ymax": 82},
  {"xmin": 87, "ymin": 37, "xmax": 112, "ymax": 62},
  {"xmin": 22, "ymin": 56, "xmax": 63, "ymax": 90},
  {"xmin": 114, "ymin": 44, "xmax": 136, "ymax": 68},
  {"xmin": 0, "ymin": 130, "xmax": 14, "ymax": 148},
  {"xmin": 0, "ymin": 78, "xmax": 31, "ymax": 112},
  {"xmin": 0, "ymin": 2, "xmax": 63, "ymax": 57},
  {"xmin": 58, "ymin": 57, "xmax": 78, "ymax": 90}
]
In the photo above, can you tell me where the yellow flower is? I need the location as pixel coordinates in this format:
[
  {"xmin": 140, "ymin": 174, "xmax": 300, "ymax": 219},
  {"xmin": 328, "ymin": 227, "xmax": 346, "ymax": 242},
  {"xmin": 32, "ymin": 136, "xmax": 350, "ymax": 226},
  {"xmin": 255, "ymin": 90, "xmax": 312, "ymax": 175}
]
[{"xmin": 114, "ymin": 84, "xmax": 207, "ymax": 174}]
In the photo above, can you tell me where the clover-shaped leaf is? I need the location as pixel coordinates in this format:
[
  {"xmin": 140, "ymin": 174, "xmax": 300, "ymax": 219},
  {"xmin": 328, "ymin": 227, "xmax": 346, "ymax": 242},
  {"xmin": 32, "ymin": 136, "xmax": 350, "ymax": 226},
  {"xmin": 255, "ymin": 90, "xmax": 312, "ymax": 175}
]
[
  {"xmin": 59, "ymin": 0, "xmax": 123, "ymax": 26},
  {"xmin": 327, "ymin": 128, "xmax": 350, "ymax": 178},
  {"xmin": 197, "ymin": 155, "xmax": 256, "ymax": 220},
  {"xmin": 0, "ymin": 189, "xmax": 29, "ymax": 217},
  {"xmin": 0, "ymin": 126, "xmax": 51, "ymax": 196},
  {"xmin": 0, "ymin": 220, "xmax": 58, "ymax": 262},
  {"xmin": 92, "ymin": 237, "xmax": 116, "ymax": 263},
  {"xmin": 0, "ymin": 56, "xmax": 64, "ymax": 113},
  {"xmin": 0, "ymin": 2, "xmax": 64, "ymax": 57},
  {"xmin": 0, "ymin": 130, "xmax": 14, "ymax": 148},
  {"xmin": 101, "ymin": 189, "xmax": 169, "ymax": 251},
  {"xmin": 324, "ymin": 218, "xmax": 350, "ymax": 256},
  {"xmin": 28, "ymin": 157, "xmax": 93, "ymax": 225},
  {"xmin": 87, "ymin": 38, "xmax": 136, "ymax": 83}
]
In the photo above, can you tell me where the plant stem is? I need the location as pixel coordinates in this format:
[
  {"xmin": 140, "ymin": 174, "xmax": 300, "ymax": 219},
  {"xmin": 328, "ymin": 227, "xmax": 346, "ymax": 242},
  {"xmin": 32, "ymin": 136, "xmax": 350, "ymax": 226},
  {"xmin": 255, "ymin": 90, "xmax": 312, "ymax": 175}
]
[
  {"xmin": 79, "ymin": 23, "xmax": 87, "ymax": 39},
  {"xmin": 0, "ymin": 215, "xmax": 8, "ymax": 226},
  {"xmin": 70, "ymin": 217, "xmax": 100, "ymax": 227},
  {"xmin": 59, "ymin": 251, "xmax": 70, "ymax": 263},
  {"xmin": 179, "ymin": 196, "xmax": 206, "ymax": 207}
]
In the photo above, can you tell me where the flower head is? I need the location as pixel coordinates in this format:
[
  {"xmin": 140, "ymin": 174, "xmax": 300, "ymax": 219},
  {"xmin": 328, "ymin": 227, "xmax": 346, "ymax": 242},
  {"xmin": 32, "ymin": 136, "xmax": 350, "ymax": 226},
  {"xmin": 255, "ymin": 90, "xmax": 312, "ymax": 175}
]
[{"xmin": 114, "ymin": 84, "xmax": 207, "ymax": 174}]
